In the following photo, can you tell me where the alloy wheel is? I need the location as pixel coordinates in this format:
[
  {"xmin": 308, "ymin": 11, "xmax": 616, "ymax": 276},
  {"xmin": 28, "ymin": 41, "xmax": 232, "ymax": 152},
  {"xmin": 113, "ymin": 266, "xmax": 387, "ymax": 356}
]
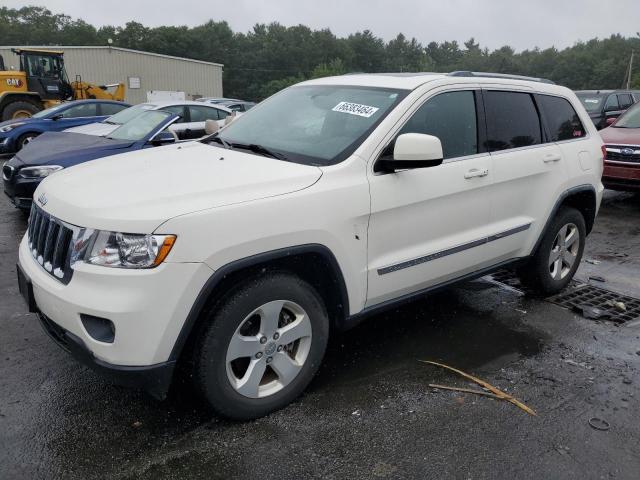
[
  {"xmin": 548, "ymin": 222, "xmax": 580, "ymax": 280},
  {"xmin": 225, "ymin": 300, "xmax": 312, "ymax": 398}
]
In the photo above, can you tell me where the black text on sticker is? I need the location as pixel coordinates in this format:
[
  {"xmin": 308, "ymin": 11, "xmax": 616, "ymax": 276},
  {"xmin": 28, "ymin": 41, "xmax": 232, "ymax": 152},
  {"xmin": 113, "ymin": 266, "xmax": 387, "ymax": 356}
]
[{"xmin": 332, "ymin": 102, "xmax": 379, "ymax": 118}]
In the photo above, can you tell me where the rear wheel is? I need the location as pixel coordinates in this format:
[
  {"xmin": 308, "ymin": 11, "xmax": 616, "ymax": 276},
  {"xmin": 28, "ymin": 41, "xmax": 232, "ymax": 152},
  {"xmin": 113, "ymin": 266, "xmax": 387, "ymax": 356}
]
[
  {"xmin": 192, "ymin": 273, "xmax": 329, "ymax": 419},
  {"xmin": 2, "ymin": 100, "xmax": 41, "ymax": 121},
  {"xmin": 517, "ymin": 207, "xmax": 586, "ymax": 295}
]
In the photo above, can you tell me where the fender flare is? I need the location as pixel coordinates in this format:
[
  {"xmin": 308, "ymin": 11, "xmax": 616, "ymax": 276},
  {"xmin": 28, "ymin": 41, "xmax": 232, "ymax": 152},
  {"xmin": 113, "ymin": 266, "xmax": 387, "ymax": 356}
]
[
  {"xmin": 531, "ymin": 184, "xmax": 597, "ymax": 255},
  {"xmin": 168, "ymin": 243, "xmax": 350, "ymax": 361}
]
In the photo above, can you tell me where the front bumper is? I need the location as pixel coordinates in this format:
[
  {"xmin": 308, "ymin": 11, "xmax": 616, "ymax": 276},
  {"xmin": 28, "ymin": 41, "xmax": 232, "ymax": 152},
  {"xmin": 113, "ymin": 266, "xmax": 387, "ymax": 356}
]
[
  {"xmin": 0, "ymin": 135, "xmax": 16, "ymax": 154},
  {"xmin": 3, "ymin": 172, "xmax": 40, "ymax": 209},
  {"xmin": 38, "ymin": 312, "xmax": 175, "ymax": 399},
  {"xmin": 18, "ymin": 234, "xmax": 214, "ymax": 395},
  {"xmin": 603, "ymin": 163, "xmax": 640, "ymax": 191}
]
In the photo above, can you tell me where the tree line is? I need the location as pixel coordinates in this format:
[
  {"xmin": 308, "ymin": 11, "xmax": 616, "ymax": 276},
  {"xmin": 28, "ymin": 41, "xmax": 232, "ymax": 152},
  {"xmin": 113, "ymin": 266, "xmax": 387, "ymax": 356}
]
[{"xmin": 2, "ymin": 6, "xmax": 639, "ymax": 101}]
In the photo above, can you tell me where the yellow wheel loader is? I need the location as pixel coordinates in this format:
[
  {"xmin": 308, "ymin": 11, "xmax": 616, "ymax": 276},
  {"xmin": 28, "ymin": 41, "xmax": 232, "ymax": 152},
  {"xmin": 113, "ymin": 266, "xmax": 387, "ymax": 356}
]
[{"xmin": 0, "ymin": 48, "xmax": 125, "ymax": 121}]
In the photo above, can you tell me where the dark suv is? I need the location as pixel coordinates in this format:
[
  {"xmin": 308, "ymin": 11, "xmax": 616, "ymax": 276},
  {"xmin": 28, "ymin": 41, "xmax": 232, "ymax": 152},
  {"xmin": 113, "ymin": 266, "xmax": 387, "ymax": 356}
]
[{"xmin": 575, "ymin": 90, "xmax": 640, "ymax": 130}]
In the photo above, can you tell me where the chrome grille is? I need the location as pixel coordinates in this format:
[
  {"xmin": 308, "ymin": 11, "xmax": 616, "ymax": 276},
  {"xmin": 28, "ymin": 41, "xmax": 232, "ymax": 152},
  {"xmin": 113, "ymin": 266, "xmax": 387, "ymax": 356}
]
[
  {"xmin": 27, "ymin": 204, "xmax": 74, "ymax": 284},
  {"xmin": 605, "ymin": 145, "xmax": 640, "ymax": 164}
]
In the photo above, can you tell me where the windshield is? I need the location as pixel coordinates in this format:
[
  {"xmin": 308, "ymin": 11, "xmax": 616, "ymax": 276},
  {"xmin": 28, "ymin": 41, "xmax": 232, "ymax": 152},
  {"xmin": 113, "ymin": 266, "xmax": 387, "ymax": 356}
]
[
  {"xmin": 108, "ymin": 110, "xmax": 173, "ymax": 141},
  {"xmin": 31, "ymin": 103, "xmax": 67, "ymax": 119},
  {"xmin": 613, "ymin": 103, "xmax": 640, "ymax": 128},
  {"xmin": 106, "ymin": 103, "xmax": 155, "ymax": 125},
  {"xmin": 576, "ymin": 93, "xmax": 605, "ymax": 113},
  {"xmin": 213, "ymin": 85, "xmax": 408, "ymax": 165}
]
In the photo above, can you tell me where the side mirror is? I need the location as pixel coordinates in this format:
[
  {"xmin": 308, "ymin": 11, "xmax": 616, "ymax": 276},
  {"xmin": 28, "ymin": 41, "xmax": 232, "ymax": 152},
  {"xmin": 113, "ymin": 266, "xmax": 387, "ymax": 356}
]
[
  {"xmin": 149, "ymin": 130, "xmax": 176, "ymax": 146},
  {"xmin": 605, "ymin": 116, "xmax": 617, "ymax": 127},
  {"xmin": 377, "ymin": 133, "xmax": 444, "ymax": 173},
  {"xmin": 51, "ymin": 114, "xmax": 63, "ymax": 121}
]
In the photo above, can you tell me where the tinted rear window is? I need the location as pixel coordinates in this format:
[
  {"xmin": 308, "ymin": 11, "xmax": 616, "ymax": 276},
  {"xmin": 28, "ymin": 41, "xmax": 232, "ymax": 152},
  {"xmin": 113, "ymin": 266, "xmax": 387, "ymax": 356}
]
[
  {"xmin": 538, "ymin": 95, "xmax": 586, "ymax": 141},
  {"xmin": 484, "ymin": 91, "xmax": 542, "ymax": 152}
]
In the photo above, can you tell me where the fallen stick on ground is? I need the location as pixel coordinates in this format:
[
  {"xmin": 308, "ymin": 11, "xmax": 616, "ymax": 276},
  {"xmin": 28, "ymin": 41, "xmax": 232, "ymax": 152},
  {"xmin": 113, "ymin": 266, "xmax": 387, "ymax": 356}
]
[
  {"xmin": 428, "ymin": 384, "xmax": 502, "ymax": 399},
  {"xmin": 420, "ymin": 360, "xmax": 537, "ymax": 416}
]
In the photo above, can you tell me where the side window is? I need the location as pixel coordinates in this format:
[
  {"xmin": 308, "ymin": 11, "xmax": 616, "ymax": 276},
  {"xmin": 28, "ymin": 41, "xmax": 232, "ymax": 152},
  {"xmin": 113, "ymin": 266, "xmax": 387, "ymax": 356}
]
[
  {"xmin": 538, "ymin": 95, "xmax": 586, "ymax": 141},
  {"xmin": 604, "ymin": 94, "xmax": 619, "ymax": 111},
  {"xmin": 61, "ymin": 103, "xmax": 98, "ymax": 118},
  {"xmin": 484, "ymin": 91, "xmax": 541, "ymax": 152},
  {"xmin": 161, "ymin": 105, "xmax": 186, "ymax": 123},
  {"xmin": 189, "ymin": 105, "xmax": 223, "ymax": 122},
  {"xmin": 618, "ymin": 94, "xmax": 633, "ymax": 109},
  {"xmin": 100, "ymin": 103, "xmax": 127, "ymax": 116},
  {"xmin": 397, "ymin": 90, "xmax": 478, "ymax": 159}
]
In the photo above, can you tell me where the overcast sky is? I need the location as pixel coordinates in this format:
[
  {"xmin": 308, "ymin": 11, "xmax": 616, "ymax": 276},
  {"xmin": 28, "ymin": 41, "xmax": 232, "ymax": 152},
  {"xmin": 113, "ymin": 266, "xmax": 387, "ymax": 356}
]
[{"xmin": 5, "ymin": 0, "xmax": 640, "ymax": 51}]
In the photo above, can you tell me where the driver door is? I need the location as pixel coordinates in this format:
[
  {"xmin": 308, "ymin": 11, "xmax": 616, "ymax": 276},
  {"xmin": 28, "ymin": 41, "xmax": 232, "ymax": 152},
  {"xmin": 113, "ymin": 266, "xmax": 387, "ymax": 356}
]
[{"xmin": 366, "ymin": 88, "xmax": 495, "ymax": 306}]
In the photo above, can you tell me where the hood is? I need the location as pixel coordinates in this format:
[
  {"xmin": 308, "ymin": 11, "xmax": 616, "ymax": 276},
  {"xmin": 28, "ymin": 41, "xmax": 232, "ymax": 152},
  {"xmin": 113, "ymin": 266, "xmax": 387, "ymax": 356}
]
[
  {"xmin": 599, "ymin": 126, "xmax": 640, "ymax": 145},
  {"xmin": 14, "ymin": 132, "xmax": 134, "ymax": 167},
  {"xmin": 0, "ymin": 117, "xmax": 45, "ymax": 129},
  {"xmin": 65, "ymin": 122, "xmax": 117, "ymax": 136},
  {"xmin": 35, "ymin": 141, "xmax": 323, "ymax": 232}
]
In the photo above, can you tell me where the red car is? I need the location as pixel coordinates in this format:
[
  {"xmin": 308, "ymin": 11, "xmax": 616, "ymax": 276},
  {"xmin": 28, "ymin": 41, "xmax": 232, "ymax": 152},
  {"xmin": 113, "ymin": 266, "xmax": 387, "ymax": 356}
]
[{"xmin": 600, "ymin": 102, "xmax": 640, "ymax": 191}]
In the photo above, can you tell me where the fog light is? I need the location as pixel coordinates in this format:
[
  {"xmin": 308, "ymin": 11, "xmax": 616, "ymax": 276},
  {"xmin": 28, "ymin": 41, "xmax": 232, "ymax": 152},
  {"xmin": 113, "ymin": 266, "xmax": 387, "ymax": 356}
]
[{"xmin": 80, "ymin": 314, "xmax": 115, "ymax": 343}]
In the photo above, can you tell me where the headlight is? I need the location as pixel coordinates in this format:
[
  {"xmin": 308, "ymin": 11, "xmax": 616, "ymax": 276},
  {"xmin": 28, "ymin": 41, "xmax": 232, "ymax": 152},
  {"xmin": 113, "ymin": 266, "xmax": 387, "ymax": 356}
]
[
  {"xmin": 0, "ymin": 122, "xmax": 25, "ymax": 133},
  {"xmin": 71, "ymin": 229, "xmax": 176, "ymax": 269},
  {"xmin": 19, "ymin": 165, "xmax": 63, "ymax": 178}
]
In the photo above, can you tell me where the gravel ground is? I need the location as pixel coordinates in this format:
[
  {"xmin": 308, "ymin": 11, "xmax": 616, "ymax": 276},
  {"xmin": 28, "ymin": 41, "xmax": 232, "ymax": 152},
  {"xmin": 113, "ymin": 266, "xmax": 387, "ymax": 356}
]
[{"xmin": 1, "ymin": 190, "xmax": 639, "ymax": 479}]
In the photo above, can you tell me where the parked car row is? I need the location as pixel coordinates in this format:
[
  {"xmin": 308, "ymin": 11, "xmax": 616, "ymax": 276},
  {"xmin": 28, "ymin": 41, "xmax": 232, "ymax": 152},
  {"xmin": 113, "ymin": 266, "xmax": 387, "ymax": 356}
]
[
  {"xmin": 2, "ymin": 98, "xmax": 245, "ymax": 208},
  {"xmin": 575, "ymin": 89, "xmax": 640, "ymax": 130},
  {"xmin": 0, "ymin": 100, "xmax": 130, "ymax": 154}
]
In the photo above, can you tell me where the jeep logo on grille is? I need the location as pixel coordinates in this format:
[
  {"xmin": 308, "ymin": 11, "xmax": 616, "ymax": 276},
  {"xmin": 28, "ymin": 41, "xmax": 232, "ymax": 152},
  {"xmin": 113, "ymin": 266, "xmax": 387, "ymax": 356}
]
[
  {"xmin": 37, "ymin": 193, "xmax": 47, "ymax": 206},
  {"xmin": 621, "ymin": 148, "xmax": 635, "ymax": 156}
]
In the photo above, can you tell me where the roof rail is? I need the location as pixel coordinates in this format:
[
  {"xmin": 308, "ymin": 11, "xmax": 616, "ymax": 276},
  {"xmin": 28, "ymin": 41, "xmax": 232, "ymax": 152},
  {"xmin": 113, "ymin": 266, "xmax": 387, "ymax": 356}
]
[{"xmin": 449, "ymin": 71, "xmax": 555, "ymax": 85}]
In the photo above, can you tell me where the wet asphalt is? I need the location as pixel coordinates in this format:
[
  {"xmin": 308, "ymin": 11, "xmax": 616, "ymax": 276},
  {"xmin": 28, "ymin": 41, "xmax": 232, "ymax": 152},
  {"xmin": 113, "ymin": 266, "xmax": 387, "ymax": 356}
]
[{"xmin": 1, "ymin": 191, "xmax": 639, "ymax": 479}]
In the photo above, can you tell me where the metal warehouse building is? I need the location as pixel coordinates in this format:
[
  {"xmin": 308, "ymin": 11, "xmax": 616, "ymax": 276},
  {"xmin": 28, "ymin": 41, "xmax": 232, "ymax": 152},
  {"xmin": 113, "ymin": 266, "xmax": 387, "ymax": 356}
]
[{"xmin": 0, "ymin": 46, "xmax": 223, "ymax": 104}]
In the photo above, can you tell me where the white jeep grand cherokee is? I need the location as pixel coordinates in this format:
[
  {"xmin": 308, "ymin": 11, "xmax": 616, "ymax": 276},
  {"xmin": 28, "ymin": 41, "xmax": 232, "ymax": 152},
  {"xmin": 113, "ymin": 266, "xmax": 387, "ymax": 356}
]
[{"xmin": 17, "ymin": 72, "xmax": 604, "ymax": 419}]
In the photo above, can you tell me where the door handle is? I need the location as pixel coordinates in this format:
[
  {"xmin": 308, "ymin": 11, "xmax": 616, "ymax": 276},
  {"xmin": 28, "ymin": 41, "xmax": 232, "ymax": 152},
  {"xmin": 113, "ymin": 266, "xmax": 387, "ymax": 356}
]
[
  {"xmin": 464, "ymin": 168, "xmax": 489, "ymax": 179},
  {"xmin": 543, "ymin": 153, "xmax": 562, "ymax": 163}
]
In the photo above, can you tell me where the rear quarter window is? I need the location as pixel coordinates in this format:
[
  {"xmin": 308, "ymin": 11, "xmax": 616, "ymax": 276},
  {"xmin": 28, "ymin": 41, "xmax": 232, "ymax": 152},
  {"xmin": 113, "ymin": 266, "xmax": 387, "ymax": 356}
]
[{"xmin": 538, "ymin": 95, "xmax": 586, "ymax": 141}]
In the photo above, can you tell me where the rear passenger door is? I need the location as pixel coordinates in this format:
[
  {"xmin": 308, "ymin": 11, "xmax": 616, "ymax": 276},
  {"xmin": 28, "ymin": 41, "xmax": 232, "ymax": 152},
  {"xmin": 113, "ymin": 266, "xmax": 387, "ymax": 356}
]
[{"xmin": 484, "ymin": 90, "xmax": 569, "ymax": 260}]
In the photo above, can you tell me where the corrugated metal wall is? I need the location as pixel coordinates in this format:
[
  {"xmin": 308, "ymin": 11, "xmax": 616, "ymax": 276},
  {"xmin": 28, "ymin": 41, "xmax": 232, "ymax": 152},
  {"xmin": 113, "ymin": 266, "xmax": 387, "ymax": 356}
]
[{"xmin": 0, "ymin": 46, "xmax": 223, "ymax": 104}]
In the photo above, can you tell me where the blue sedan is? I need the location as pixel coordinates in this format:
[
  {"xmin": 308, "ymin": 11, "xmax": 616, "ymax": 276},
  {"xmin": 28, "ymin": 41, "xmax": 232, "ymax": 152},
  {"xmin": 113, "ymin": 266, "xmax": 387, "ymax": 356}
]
[
  {"xmin": 3, "ymin": 109, "xmax": 180, "ymax": 209},
  {"xmin": 0, "ymin": 100, "xmax": 130, "ymax": 155}
]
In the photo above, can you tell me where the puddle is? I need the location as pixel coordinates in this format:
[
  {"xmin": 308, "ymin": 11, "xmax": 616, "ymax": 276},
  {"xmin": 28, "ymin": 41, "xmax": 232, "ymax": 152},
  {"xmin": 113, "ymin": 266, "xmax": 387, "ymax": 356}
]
[{"xmin": 313, "ymin": 287, "xmax": 545, "ymax": 401}]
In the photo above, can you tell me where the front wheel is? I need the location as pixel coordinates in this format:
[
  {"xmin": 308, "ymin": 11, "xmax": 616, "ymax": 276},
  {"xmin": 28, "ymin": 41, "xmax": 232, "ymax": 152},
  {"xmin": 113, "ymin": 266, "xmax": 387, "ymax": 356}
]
[
  {"xmin": 192, "ymin": 273, "xmax": 329, "ymax": 419},
  {"xmin": 517, "ymin": 207, "xmax": 586, "ymax": 295},
  {"xmin": 17, "ymin": 132, "xmax": 39, "ymax": 150}
]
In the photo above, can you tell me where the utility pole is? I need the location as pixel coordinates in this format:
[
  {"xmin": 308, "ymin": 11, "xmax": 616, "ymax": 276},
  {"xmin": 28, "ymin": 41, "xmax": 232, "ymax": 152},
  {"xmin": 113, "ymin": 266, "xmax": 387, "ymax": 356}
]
[{"xmin": 626, "ymin": 51, "xmax": 634, "ymax": 89}]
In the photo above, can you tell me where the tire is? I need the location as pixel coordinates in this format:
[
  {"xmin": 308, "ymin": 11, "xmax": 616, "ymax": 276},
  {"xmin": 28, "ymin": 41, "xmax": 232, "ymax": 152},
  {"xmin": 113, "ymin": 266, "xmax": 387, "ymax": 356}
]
[
  {"xmin": 16, "ymin": 132, "xmax": 39, "ymax": 150},
  {"xmin": 2, "ymin": 100, "xmax": 41, "ymax": 121},
  {"xmin": 517, "ymin": 207, "xmax": 586, "ymax": 295},
  {"xmin": 192, "ymin": 272, "xmax": 329, "ymax": 420}
]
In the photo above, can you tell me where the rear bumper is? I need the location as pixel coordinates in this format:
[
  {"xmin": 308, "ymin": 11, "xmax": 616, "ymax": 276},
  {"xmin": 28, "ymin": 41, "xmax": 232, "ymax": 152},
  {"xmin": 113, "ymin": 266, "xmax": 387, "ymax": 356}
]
[{"xmin": 38, "ymin": 312, "xmax": 175, "ymax": 399}]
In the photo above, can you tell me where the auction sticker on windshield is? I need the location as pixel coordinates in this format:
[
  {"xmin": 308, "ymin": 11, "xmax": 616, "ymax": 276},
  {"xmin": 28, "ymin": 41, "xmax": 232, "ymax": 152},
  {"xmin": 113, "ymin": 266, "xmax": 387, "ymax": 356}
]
[{"xmin": 332, "ymin": 102, "xmax": 380, "ymax": 118}]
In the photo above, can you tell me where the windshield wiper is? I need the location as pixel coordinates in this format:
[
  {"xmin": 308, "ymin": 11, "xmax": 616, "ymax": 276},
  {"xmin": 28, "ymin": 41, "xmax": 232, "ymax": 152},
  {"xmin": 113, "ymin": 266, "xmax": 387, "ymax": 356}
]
[
  {"xmin": 207, "ymin": 134, "xmax": 231, "ymax": 149},
  {"xmin": 229, "ymin": 142, "xmax": 287, "ymax": 160}
]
